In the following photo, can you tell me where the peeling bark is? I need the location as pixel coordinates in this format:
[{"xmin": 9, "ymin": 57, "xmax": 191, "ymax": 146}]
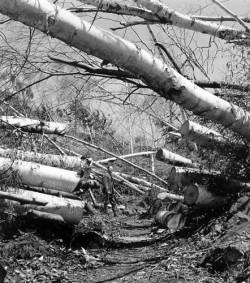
[
  {"xmin": 0, "ymin": 116, "xmax": 67, "ymax": 135},
  {"xmin": 1, "ymin": 0, "xmax": 250, "ymax": 139},
  {"xmin": 155, "ymin": 148, "xmax": 196, "ymax": 167}
]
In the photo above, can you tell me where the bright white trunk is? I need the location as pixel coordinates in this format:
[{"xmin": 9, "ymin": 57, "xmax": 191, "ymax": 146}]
[
  {"xmin": 134, "ymin": 0, "xmax": 249, "ymax": 41},
  {"xmin": 0, "ymin": 157, "xmax": 80, "ymax": 193},
  {"xmin": 0, "ymin": 116, "xmax": 67, "ymax": 135},
  {"xmin": 0, "ymin": 147, "xmax": 83, "ymax": 169},
  {"xmin": 155, "ymin": 148, "xmax": 196, "ymax": 167},
  {"xmin": 1, "ymin": 0, "xmax": 250, "ymax": 139},
  {"xmin": 180, "ymin": 120, "xmax": 228, "ymax": 148}
]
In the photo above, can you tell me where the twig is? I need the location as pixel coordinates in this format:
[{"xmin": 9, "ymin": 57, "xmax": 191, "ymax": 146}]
[
  {"xmin": 211, "ymin": 0, "xmax": 250, "ymax": 32},
  {"xmin": 65, "ymin": 134, "xmax": 168, "ymax": 187}
]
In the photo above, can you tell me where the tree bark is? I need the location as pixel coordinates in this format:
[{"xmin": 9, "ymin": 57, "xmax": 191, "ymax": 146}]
[
  {"xmin": 169, "ymin": 166, "xmax": 221, "ymax": 190},
  {"xmin": 2, "ymin": 0, "xmax": 250, "ymax": 139},
  {"xmin": 180, "ymin": 120, "xmax": 245, "ymax": 151},
  {"xmin": 0, "ymin": 116, "xmax": 67, "ymax": 135},
  {"xmin": 155, "ymin": 148, "xmax": 197, "ymax": 167},
  {"xmin": 180, "ymin": 120, "xmax": 226, "ymax": 147},
  {"xmin": 5, "ymin": 188, "xmax": 86, "ymax": 224},
  {"xmin": 0, "ymin": 157, "xmax": 81, "ymax": 193},
  {"xmin": 184, "ymin": 184, "xmax": 226, "ymax": 208},
  {"xmin": 170, "ymin": 166, "xmax": 250, "ymax": 193},
  {"xmin": 0, "ymin": 190, "xmax": 48, "ymax": 205},
  {"xmin": 0, "ymin": 147, "xmax": 84, "ymax": 170}
]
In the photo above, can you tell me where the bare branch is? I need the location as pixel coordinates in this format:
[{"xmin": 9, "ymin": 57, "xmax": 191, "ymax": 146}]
[{"xmin": 210, "ymin": 0, "xmax": 250, "ymax": 32}]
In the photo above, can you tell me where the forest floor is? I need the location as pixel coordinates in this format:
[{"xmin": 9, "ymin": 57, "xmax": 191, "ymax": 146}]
[{"xmin": 0, "ymin": 194, "xmax": 247, "ymax": 283}]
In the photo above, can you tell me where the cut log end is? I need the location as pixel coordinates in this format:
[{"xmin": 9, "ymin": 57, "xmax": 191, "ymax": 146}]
[{"xmin": 184, "ymin": 184, "xmax": 198, "ymax": 205}]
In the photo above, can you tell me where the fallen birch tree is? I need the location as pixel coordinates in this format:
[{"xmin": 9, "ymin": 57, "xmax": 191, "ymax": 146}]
[
  {"xmin": 4, "ymin": 188, "xmax": 86, "ymax": 224},
  {"xmin": 0, "ymin": 116, "xmax": 67, "ymax": 135},
  {"xmin": 0, "ymin": 157, "xmax": 82, "ymax": 193},
  {"xmin": 0, "ymin": 147, "xmax": 84, "ymax": 170},
  {"xmin": 2, "ymin": 0, "xmax": 250, "ymax": 140},
  {"xmin": 180, "ymin": 120, "xmax": 244, "ymax": 150},
  {"xmin": 155, "ymin": 148, "xmax": 197, "ymax": 167}
]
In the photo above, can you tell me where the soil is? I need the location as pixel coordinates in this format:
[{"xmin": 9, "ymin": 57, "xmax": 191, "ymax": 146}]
[{"xmin": 0, "ymin": 196, "xmax": 249, "ymax": 283}]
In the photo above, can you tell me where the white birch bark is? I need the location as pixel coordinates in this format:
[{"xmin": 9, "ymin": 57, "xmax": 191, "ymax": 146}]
[
  {"xmin": 134, "ymin": 0, "xmax": 249, "ymax": 41},
  {"xmin": 0, "ymin": 147, "xmax": 83, "ymax": 169},
  {"xmin": 0, "ymin": 157, "xmax": 81, "ymax": 193},
  {"xmin": 180, "ymin": 120, "xmax": 227, "ymax": 148},
  {"xmin": 0, "ymin": 116, "xmax": 67, "ymax": 135},
  {"xmin": 80, "ymin": 0, "xmax": 158, "ymax": 21},
  {"xmin": 155, "ymin": 148, "xmax": 196, "ymax": 167},
  {"xmin": 5, "ymin": 188, "xmax": 86, "ymax": 224},
  {"xmin": 1, "ymin": 0, "xmax": 250, "ymax": 139}
]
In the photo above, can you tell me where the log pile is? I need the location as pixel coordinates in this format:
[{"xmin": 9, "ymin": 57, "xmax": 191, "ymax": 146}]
[{"xmin": 0, "ymin": 116, "xmax": 249, "ymax": 273}]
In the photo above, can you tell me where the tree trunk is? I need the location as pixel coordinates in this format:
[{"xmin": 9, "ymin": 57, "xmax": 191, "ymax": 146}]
[
  {"xmin": 0, "ymin": 190, "xmax": 48, "ymax": 205},
  {"xmin": 2, "ymin": 0, "xmax": 250, "ymax": 139},
  {"xmin": 0, "ymin": 116, "xmax": 67, "ymax": 135},
  {"xmin": 0, "ymin": 157, "xmax": 81, "ymax": 193},
  {"xmin": 184, "ymin": 184, "xmax": 226, "ymax": 208},
  {"xmin": 155, "ymin": 148, "xmax": 196, "ymax": 167},
  {"xmin": 180, "ymin": 120, "xmax": 245, "ymax": 152},
  {"xmin": 5, "ymin": 188, "xmax": 86, "ymax": 224},
  {"xmin": 180, "ymin": 120, "xmax": 226, "ymax": 147},
  {"xmin": 0, "ymin": 147, "xmax": 84, "ymax": 169},
  {"xmin": 169, "ymin": 166, "xmax": 221, "ymax": 190}
]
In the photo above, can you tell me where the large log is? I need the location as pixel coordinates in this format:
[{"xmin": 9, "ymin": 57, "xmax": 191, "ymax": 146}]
[
  {"xmin": 169, "ymin": 166, "xmax": 221, "ymax": 190},
  {"xmin": 184, "ymin": 184, "xmax": 226, "ymax": 208},
  {"xmin": 169, "ymin": 166, "xmax": 250, "ymax": 193},
  {"xmin": 0, "ymin": 147, "xmax": 85, "ymax": 169},
  {"xmin": 4, "ymin": 188, "xmax": 86, "ymax": 224},
  {"xmin": 180, "ymin": 120, "xmax": 245, "ymax": 151},
  {"xmin": 155, "ymin": 148, "xmax": 197, "ymax": 167},
  {"xmin": 2, "ymin": 1, "xmax": 250, "ymax": 141},
  {"xmin": 0, "ymin": 157, "xmax": 81, "ymax": 193},
  {"xmin": 180, "ymin": 120, "xmax": 226, "ymax": 147},
  {"xmin": 0, "ymin": 116, "xmax": 67, "ymax": 135},
  {"xmin": 0, "ymin": 190, "xmax": 48, "ymax": 205}
]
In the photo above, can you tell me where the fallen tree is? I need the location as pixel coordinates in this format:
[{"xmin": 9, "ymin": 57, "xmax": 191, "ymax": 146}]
[
  {"xmin": 0, "ymin": 157, "xmax": 82, "ymax": 193},
  {"xmin": 4, "ymin": 188, "xmax": 86, "ymax": 224},
  {"xmin": 0, "ymin": 116, "xmax": 67, "ymax": 135},
  {"xmin": 184, "ymin": 184, "xmax": 227, "ymax": 208},
  {"xmin": 169, "ymin": 166, "xmax": 250, "ymax": 193},
  {"xmin": 180, "ymin": 120, "xmax": 245, "ymax": 151},
  {"xmin": 155, "ymin": 148, "xmax": 197, "ymax": 167},
  {"xmin": 2, "ymin": 0, "xmax": 250, "ymax": 140},
  {"xmin": 0, "ymin": 147, "xmax": 84, "ymax": 169},
  {"xmin": 169, "ymin": 166, "xmax": 221, "ymax": 190}
]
